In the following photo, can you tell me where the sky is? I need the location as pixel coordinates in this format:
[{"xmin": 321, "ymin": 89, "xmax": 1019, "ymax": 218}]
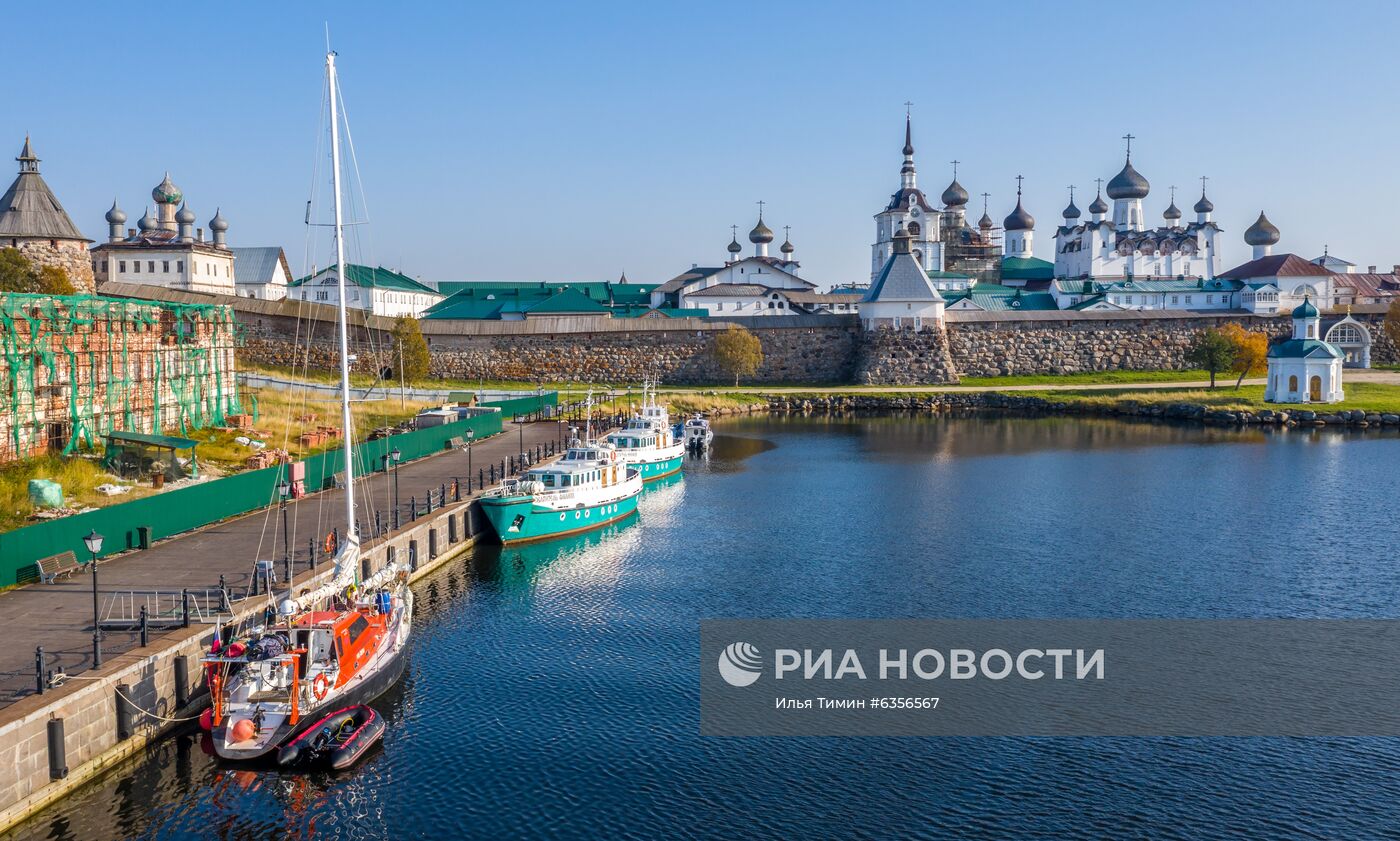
[{"xmin": 8, "ymin": 0, "xmax": 1400, "ymax": 290}]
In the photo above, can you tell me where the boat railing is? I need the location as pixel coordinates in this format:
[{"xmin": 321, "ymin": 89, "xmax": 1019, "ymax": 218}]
[{"xmin": 100, "ymin": 588, "xmax": 236, "ymax": 629}]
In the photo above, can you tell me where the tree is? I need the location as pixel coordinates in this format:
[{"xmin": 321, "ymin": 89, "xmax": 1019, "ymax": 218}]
[
  {"xmin": 1385, "ymin": 299, "xmax": 1400, "ymax": 351},
  {"xmin": 390, "ymin": 316, "xmax": 431, "ymax": 383},
  {"xmin": 1220, "ymin": 322, "xmax": 1270, "ymax": 390},
  {"xmin": 0, "ymin": 248, "xmax": 74, "ymax": 294},
  {"xmin": 713, "ymin": 325, "xmax": 763, "ymax": 386},
  {"xmin": 1184, "ymin": 327, "xmax": 1237, "ymax": 388}
]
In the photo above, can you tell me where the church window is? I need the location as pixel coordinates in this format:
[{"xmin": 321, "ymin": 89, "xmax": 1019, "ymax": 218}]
[
  {"xmin": 133, "ymin": 261, "xmax": 141, "ymax": 273},
  {"xmin": 147, "ymin": 261, "xmax": 155, "ymax": 273},
  {"xmin": 119, "ymin": 261, "xmax": 126, "ymax": 273},
  {"xmin": 1307, "ymin": 323, "xmax": 1316, "ymax": 338},
  {"xmin": 163, "ymin": 261, "xmax": 170, "ymax": 273},
  {"xmin": 178, "ymin": 261, "xmax": 184, "ymax": 272},
  {"xmin": 1288, "ymin": 375, "xmax": 1298, "ymax": 392}
]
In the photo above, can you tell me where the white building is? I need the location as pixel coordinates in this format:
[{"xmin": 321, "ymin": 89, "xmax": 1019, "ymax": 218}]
[
  {"xmin": 1053, "ymin": 141, "xmax": 1223, "ymax": 282},
  {"xmin": 1311, "ymin": 249, "xmax": 1356, "ymax": 273},
  {"xmin": 91, "ymin": 174, "xmax": 236, "ymax": 295},
  {"xmin": 1265, "ymin": 297, "xmax": 1344, "ymax": 403},
  {"xmin": 287, "ymin": 264, "xmax": 442, "ymax": 317},
  {"xmin": 231, "ymin": 247, "xmax": 291, "ymax": 300},
  {"xmin": 652, "ymin": 215, "xmax": 816, "ymax": 314},
  {"xmin": 1217, "ymin": 214, "xmax": 1336, "ymax": 311},
  {"xmin": 859, "ymin": 224, "xmax": 945, "ymax": 330},
  {"xmin": 870, "ymin": 116, "xmax": 954, "ymax": 283}
]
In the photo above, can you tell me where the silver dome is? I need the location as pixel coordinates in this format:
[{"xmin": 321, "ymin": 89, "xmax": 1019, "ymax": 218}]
[
  {"xmin": 209, "ymin": 208, "xmax": 229, "ymax": 232},
  {"xmin": 151, "ymin": 172, "xmax": 182, "ymax": 205},
  {"xmin": 1244, "ymin": 212, "xmax": 1280, "ymax": 246},
  {"xmin": 105, "ymin": 200, "xmax": 126, "ymax": 225},
  {"xmin": 941, "ymin": 179, "xmax": 969, "ymax": 208},
  {"xmin": 175, "ymin": 202, "xmax": 196, "ymax": 224},
  {"xmin": 1003, "ymin": 197, "xmax": 1035, "ymax": 231},
  {"xmin": 748, "ymin": 218, "xmax": 773, "ymax": 244},
  {"xmin": 1106, "ymin": 158, "xmax": 1149, "ymax": 199}
]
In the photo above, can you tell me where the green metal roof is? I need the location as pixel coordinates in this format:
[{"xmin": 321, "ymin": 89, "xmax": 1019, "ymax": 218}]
[
  {"xmin": 290, "ymin": 264, "xmax": 438, "ymax": 294},
  {"xmin": 523, "ymin": 288, "xmax": 609, "ymax": 314},
  {"xmin": 1268, "ymin": 339, "xmax": 1341, "ymax": 359},
  {"xmin": 104, "ymin": 430, "xmax": 199, "ymax": 449},
  {"xmin": 925, "ymin": 270, "xmax": 973, "ymax": 280},
  {"xmin": 944, "ymin": 283, "xmax": 1059, "ymax": 311},
  {"xmin": 434, "ymin": 280, "xmax": 658, "ymax": 307},
  {"xmin": 1000, "ymin": 256, "xmax": 1055, "ymax": 280}
]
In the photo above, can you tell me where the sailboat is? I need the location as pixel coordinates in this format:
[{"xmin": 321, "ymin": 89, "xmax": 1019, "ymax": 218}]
[{"xmin": 203, "ymin": 49, "xmax": 413, "ymax": 761}]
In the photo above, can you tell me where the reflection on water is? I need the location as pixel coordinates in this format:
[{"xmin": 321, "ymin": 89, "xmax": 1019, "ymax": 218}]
[{"xmin": 10, "ymin": 415, "xmax": 1400, "ymax": 840}]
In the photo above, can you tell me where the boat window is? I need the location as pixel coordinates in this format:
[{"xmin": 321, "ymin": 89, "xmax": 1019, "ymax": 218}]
[{"xmin": 346, "ymin": 615, "xmax": 369, "ymax": 647}]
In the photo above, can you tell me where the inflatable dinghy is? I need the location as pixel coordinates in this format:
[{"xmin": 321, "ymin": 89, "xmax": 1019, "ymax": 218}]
[{"xmin": 276, "ymin": 705, "xmax": 384, "ymax": 770}]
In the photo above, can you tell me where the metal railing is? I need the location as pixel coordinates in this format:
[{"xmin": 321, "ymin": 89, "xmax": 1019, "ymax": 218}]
[{"xmin": 100, "ymin": 588, "xmax": 235, "ymax": 630}]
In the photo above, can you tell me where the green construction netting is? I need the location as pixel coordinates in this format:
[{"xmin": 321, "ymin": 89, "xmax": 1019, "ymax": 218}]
[{"xmin": 0, "ymin": 292, "xmax": 243, "ymax": 458}]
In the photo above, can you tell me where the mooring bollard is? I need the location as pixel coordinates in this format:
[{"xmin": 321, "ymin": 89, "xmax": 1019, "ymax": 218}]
[
  {"xmin": 174, "ymin": 656, "xmax": 190, "ymax": 709},
  {"xmin": 139, "ymin": 605, "xmax": 149, "ymax": 647},
  {"xmin": 454, "ymin": 478, "xmax": 461, "ymax": 502},
  {"xmin": 47, "ymin": 719, "xmax": 66, "ymax": 780},
  {"xmin": 35, "ymin": 646, "xmax": 44, "ymax": 696},
  {"xmin": 116, "ymin": 683, "xmax": 135, "ymax": 740}
]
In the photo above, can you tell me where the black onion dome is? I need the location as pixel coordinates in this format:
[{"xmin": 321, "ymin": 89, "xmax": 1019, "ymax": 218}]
[
  {"xmin": 1244, "ymin": 212, "xmax": 1280, "ymax": 246},
  {"xmin": 1004, "ymin": 198, "xmax": 1034, "ymax": 231},
  {"xmin": 1062, "ymin": 199, "xmax": 1081, "ymax": 220},
  {"xmin": 727, "ymin": 236, "xmax": 741, "ymax": 254},
  {"xmin": 1163, "ymin": 201, "xmax": 1181, "ymax": 221},
  {"xmin": 978, "ymin": 212, "xmax": 994, "ymax": 230},
  {"xmin": 1194, "ymin": 193, "xmax": 1214, "ymax": 214},
  {"xmin": 941, "ymin": 179, "xmax": 969, "ymax": 208},
  {"xmin": 748, "ymin": 218, "xmax": 773, "ymax": 244},
  {"xmin": 1106, "ymin": 159, "xmax": 1150, "ymax": 199},
  {"xmin": 1088, "ymin": 193, "xmax": 1109, "ymax": 214},
  {"xmin": 780, "ymin": 238, "xmax": 794, "ymax": 254}
]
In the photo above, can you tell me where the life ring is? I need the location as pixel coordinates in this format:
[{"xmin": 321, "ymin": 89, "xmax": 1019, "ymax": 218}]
[
  {"xmin": 324, "ymin": 533, "xmax": 335, "ymax": 554},
  {"xmin": 312, "ymin": 673, "xmax": 330, "ymax": 701}
]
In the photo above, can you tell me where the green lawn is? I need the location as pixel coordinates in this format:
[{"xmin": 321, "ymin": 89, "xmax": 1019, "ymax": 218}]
[
  {"xmin": 957, "ymin": 369, "xmax": 1218, "ymax": 387},
  {"xmin": 1012, "ymin": 382, "xmax": 1400, "ymax": 414}
]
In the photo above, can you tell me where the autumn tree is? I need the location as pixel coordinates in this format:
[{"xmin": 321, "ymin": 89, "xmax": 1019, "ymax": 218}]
[
  {"xmin": 1184, "ymin": 327, "xmax": 1237, "ymax": 389},
  {"xmin": 713, "ymin": 325, "xmax": 763, "ymax": 386},
  {"xmin": 390, "ymin": 316, "xmax": 431, "ymax": 383},
  {"xmin": 1220, "ymin": 322, "xmax": 1271, "ymax": 390},
  {"xmin": 0, "ymin": 248, "xmax": 75, "ymax": 294}
]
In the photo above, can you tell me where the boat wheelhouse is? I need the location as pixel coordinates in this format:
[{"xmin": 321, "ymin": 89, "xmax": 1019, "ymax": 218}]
[
  {"xmin": 607, "ymin": 383, "xmax": 685, "ymax": 481},
  {"xmin": 683, "ymin": 414, "xmax": 713, "ymax": 451},
  {"xmin": 480, "ymin": 441, "xmax": 642, "ymax": 543}
]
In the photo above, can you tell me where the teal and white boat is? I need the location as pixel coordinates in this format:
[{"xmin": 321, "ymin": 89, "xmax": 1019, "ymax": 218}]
[
  {"xmin": 480, "ymin": 439, "xmax": 642, "ymax": 544},
  {"xmin": 607, "ymin": 382, "xmax": 685, "ymax": 482}
]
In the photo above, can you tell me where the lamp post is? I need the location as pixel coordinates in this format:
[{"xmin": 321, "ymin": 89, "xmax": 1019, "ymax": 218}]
[
  {"xmin": 277, "ymin": 479, "xmax": 292, "ymax": 583},
  {"xmin": 83, "ymin": 530, "xmax": 104, "ymax": 668},
  {"xmin": 390, "ymin": 446, "xmax": 402, "ymax": 516},
  {"xmin": 465, "ymin": 429, "xmax": 474, "ymax": 484}
]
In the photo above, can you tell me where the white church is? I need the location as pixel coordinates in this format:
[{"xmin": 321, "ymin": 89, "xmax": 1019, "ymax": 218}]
[
  {"xmin": 652, "ymin": 209, "xmax": 819, "ymax": 314},
  {"xmin": 1265, "ymin": 296, "xmax": 1344, "ymax": 403}
]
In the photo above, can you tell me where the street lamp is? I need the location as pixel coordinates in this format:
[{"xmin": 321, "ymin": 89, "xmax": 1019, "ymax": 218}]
[
  {"xmin": 83, "ymin": 530, "xmax": 104, "ymax": 668},
  {"xmin": 277, "ymin": 479, "xmax": 292, "ymax": 584},
  {"xmin": 465, "ymin": 429, "xmax": 474, "ymax": 481},
  {"xmin": 390, "ymin": 447, "xmax": 402, "ymax": 514}
]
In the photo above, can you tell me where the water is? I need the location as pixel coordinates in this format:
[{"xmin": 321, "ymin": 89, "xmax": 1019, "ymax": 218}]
[{"xmin": 11, "ymin": 416, "xmax": 1400, "ymax": 840}]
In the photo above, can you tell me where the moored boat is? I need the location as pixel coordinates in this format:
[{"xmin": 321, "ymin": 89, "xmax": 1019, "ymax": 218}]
[
  {"xmin": 202, "ymin": 48, "xmax": 412, "ymax": 762},
  {"xmin": 683, "ymin": 414, "xmax": 713, "ymax": 451},
  {"xmin": 480, "ymin": 439, "xmax": 642, "ymax": 544},
  {"xmin": 607, "ymin": 381, "xmax": 685, "ymax": 481}
]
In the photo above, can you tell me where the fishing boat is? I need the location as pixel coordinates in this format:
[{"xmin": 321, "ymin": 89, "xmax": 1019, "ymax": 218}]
[
  {"xmin": 480, "ymin": 419, "xmax": 643, "ymax": 543},
  {"xmin": 202, "ymin": 49, "xmax": 412, "ymax": 761},
  {"xmin": 682, "ymin": 414, "xmax": 713, "ymax": 452},
  {"xmin": 606, "ymin": 380, "xmax": 685, "ymax": 481}
]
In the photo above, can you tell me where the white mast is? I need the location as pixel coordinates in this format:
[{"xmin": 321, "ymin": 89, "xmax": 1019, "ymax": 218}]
[{"xmin": 328, "ymin": 50, "xmax": 359, "ymax": 564}]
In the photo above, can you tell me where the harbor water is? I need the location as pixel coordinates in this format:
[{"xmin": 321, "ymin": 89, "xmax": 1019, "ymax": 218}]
[{"xmin": 10, "ymin": 415, "xmax": 1400, "ymax": 839}]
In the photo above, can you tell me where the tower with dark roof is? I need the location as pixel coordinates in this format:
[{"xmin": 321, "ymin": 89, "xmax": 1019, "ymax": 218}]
[
  {"xmin": 1244, "ymin": 211, "xmax": 1281, "ymax": 259},
  {"xmin": 1107, "ymin": 134, "xmax": 1150, "ymax": 231},
  {"xmin": 871, "ymin": 109, "xmax": 945, "ymax": 282},
  {"xmin": 0, "ymin": 137, "xmax": 95, "ymax": 291},
  {"xmin": 1002, "ymin": 177, "xmax": 1035, "ymax": 259}
]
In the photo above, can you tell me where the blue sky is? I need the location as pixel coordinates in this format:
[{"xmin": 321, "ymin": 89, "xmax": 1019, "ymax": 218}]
[{"xmin": 8, "ymin": 0, "xmax": 1400, "ymax": 289}]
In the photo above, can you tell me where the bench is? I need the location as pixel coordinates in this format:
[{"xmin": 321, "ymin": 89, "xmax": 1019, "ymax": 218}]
[
  {"xmin": 446, "ymin": 436, "xmax": 464, "ymax": 450},
  {"xmin": 35, "ymin": 550, "xmax": 83, "ymax": 584}
]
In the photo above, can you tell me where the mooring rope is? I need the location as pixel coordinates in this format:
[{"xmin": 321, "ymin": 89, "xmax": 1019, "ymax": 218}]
[{"xmin": 113, "ymin": 686, "xmax": 206, "ymax": 724}]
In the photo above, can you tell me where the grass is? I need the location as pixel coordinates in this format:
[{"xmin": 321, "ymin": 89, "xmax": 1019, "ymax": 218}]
[
  {"xmin": 957, "ymin": 369, "xmax": 1217, "ymax": 387},
  {"xmin": 0, "ymin": 453, "xmax": 157, "ymax": 532},
  {"xmin": 1010, "ymin": 381, "xmax": 1400, "ymax": 414}
]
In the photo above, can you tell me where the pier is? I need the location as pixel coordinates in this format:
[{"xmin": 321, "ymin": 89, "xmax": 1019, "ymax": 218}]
[{"xmin": 0, "ymin": 415, "xmax": 582, "ymax": 833}]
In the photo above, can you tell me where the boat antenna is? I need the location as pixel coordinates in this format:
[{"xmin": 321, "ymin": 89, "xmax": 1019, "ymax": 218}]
[{"xmin": 327, "ymin": 49, "xmax": 360, "ymax": 577}]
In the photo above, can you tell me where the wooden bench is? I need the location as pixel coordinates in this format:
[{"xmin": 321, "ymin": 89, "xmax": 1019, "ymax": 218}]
[
  {"xmin": 35, "ymin": 550, "xmax": 83, "ymax": 584},
  {"xmin": 446, "ymin": 436, "xmax": 464, "ymax": 450}
]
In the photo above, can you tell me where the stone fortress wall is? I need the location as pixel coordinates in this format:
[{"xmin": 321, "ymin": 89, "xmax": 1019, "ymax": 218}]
[{"xmin": 98, "ymin": 284, "xmax": 1400, "ymax": 386}]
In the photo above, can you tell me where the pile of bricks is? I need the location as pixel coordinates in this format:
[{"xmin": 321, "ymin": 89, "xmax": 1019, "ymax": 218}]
[
  {"xmin": 244, "ymin": 448, "xmax": 293, "ymax": 470},
  {"xmin": 295, "ymin": 427, "xmax": 342, "ymax": 448}
]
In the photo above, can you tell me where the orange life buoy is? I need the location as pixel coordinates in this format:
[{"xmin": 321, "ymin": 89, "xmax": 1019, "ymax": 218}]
[
  {"xmin": 312, "ymin": 673, "xmax": 330, "ymax": 701},
  {"xmin": 324, "ymin": 533, "xmax": 335, "ymax": 554}
]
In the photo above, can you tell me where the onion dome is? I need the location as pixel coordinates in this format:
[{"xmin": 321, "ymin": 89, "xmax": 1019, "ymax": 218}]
[
  {"xmin": 105, "ymin": 200, "xmax": 126, "ymax": 225},
  {"xmin": 727, "ymin": 235, "xmax": 742, "ymax": 255},
  {"xmin": 1163, "ymin": 201, "xmax": 1181, "ymax": 222},
  {"xmin": 1088, "ymin": 192, "xmax": 1109, "ymax": 215},
  {"xmin": 1243, "ymin": 211, "xmax": 1280, "ymax": 246},
  {"xmin": 1062, "ymin": 198, "xmax": 1081, "ymax": 221},
  {"xmin": 1106, "ymin": 158, "xmax": 1149, "ymax": 199},
  {"xmin": 209, "ymin": 208, "xmax": 229, "ymax": 232},
  {"xmin": 1193, "ymin": 192, "xmax": 1214, "ymax": 214},
  {"xmin": 748, "ymin": 217, "xmax": 773, "ymax": 244},
  {"xmin": 1004, "ymin": 196, "xmax": 1034, "ymax": 231},
  {"xmin": 175, "ymin": 202, "xmax": 196, "ymax": 224},
  {"xmin": 978, "ymin": 212, "xmax": 994, "ymax": 230},
  {"xmin": 1294, "ymin": 295, "xmax": 1319, "ymax": 319},
  {"xmin": 151, "ymin": 172, "xmax": 182, "ymax": 205},
  {"xmin": 780, "ymin": 237, "xmax": 794, "ymax": 255},
  {"xmin": 941, "ymin": 179, "xmax": 969, "ymax": 208},
  {"xmin": 136, "ymin": 207, "xmax": 156, "ymax": 231}
]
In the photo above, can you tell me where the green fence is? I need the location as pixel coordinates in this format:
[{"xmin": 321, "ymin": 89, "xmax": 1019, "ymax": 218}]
[
  {"xmin": 481, "ymin": 392, "xmax": 558, "ymax": 417},
  {"xmin": 0, "ymin": 409, "xmax": 508, "ymax": 586}
]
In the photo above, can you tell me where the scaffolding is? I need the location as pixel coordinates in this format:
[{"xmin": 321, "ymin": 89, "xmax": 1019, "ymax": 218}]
[
  {"xmin": 0, "ymin": 292, "xmax": 241, "ymax": 465},
  {"xmin": 940, "ymin": 210, "xmax": 1004, "ymax": 283}
]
